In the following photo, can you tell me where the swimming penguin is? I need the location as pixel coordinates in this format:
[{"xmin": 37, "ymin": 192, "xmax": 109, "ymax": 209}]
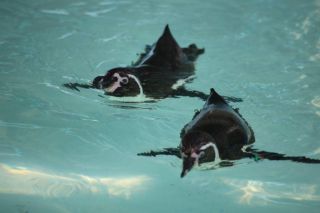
[
  {"xmin": 63, "ymin": 25, "xmax": 240, "ymax": 102},
  {"xmin": 138, "ymin": 88, "xmax": 320, "ymax": 177}
]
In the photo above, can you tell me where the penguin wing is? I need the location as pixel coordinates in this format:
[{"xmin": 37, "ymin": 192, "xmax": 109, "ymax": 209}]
[{"xmin": 137, "ymin": 147, "xmax": 181, "ymax": 158}]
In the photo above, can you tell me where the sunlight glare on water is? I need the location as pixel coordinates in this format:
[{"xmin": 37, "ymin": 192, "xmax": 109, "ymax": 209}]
[{"xmin": 0, "ymin": 0, "xmax": 320, "ymax": 212}]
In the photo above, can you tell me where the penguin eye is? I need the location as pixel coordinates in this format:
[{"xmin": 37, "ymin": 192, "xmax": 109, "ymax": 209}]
[
  {"xmin": 111, "ymin": 76, "xmax": 118, "ymax": 82},
  {"xmin": 121, "ymin": 77, "xmax": 129, "ymax": 85}
]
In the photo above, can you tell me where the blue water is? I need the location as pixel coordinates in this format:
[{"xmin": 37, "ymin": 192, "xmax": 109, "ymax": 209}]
[{"xmin": 1, "ymin": 0, "xmax": 320, "ymax": 212}]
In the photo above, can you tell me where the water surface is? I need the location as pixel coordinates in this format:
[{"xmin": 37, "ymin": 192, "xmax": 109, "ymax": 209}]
[{"xmin": 1, "ymin": 0, "xmax": 320, "ymax": 212}]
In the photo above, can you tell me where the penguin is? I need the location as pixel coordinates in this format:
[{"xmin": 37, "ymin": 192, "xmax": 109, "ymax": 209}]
[
  {"xmin": 138, "ymin": 88, "xmax": 320, "ymax": 178},
  {"xmin": 63, "ymin": 25, "xmax": 240, "ymax": 102}
]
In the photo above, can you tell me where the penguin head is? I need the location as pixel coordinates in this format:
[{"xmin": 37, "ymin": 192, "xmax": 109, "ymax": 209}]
[
  {"xmin": 180, "ymin": 131, "xmax": 218, "ymax": 178},
  {"xmin": 93, "ymin": 68, "xmax": 141, "ymax": 97}
]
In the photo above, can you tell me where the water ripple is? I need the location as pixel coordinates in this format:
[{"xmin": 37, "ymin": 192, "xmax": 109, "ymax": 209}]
[
  {"xmin": 40, "ymin": 9, "xmax": 70, "ymax": 16},
  {"xmin": 0, "ymin": 163, "xmax": 151, "ymax": 199},
  {"xmin": 99, "ymin": 35, "xmax": 119, "ymax": 43},
  {"xmin": 95, "ymin": 60, "xmax": 110, "ymax": 69},
  {"xmin": 0, "ymin": 120, "xmax": 42, "ymax": 129},
  {"xmin": 0, "ymin": 145, "xmax": 21, "ymax": 157},
  {"xmin": 57, "ymin": 31, "xmax": 76, "ymax": 40},
  {"xmin": 71, "ymin": 2, "xmax": 86, "ymax": 7},
  {"xmin": 84, "ymin": 8, "xmax": 115, "ymax": 17},
  {"xmin": 49, "ymin": 110, "xmax": 99, "ymax": 122}
]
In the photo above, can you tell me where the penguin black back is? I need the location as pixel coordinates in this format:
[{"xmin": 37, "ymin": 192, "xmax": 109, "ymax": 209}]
[
  {"xmin": 138, "ymin": 88, "xmax": 320, "ymax": 178},
  {"xmin": 63, "ymin": 25, "xmax": 211, "ymax": 101}
]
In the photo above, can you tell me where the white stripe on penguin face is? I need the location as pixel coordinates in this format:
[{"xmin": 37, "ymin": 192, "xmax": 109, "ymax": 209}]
[{"xmin": 105, "ymin": 73, "xmax": 129, "ymax": 93}]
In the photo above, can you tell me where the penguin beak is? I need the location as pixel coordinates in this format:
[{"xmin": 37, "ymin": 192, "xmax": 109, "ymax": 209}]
[{"xmin": 181, "ymin": 156, "xmax": 196, "ymax": 178}]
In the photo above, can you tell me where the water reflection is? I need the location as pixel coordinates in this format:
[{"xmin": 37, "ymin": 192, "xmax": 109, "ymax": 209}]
[
  {"xmin": 311, "ymin": 97, "xmax": 320, "ymax": 108},
  {"xmin": 311, "ymin": 97, "xmax": 320, "ymax": 117},
  {"xmin": 0, "ymin": 163, "xmax": 151, "ymax": 199},
  {"xmin": 290, "ymin": 1, "xmax": 320, "ymax": 61},
  {"xmin": 223, "ymin": 178, "xmax": 320, "ymax": 205}
]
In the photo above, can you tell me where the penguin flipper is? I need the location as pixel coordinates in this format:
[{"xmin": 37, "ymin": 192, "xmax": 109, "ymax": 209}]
[
  {"xmin": 182, "ymin": 44, "xmax": 205, "ymax": 62},
  {"xmin": 137, "ymin": 147, "xmax": 181, "ymax": 158},
  {"xmin": 63, "ymin": 82, "xmax": 93, "ymax": 91},
  {"xmin": 244, "ymin": 147, "xmax": 320, "ymax": 164},
  {"xmin": 171, "ymin": 87, "xmax": 209, "ymax": 101}
]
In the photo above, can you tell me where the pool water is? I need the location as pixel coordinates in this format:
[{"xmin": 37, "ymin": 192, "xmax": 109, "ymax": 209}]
[{"xmin": 1, "ymin": 0, "xmax": 320, "ymax": 212}]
